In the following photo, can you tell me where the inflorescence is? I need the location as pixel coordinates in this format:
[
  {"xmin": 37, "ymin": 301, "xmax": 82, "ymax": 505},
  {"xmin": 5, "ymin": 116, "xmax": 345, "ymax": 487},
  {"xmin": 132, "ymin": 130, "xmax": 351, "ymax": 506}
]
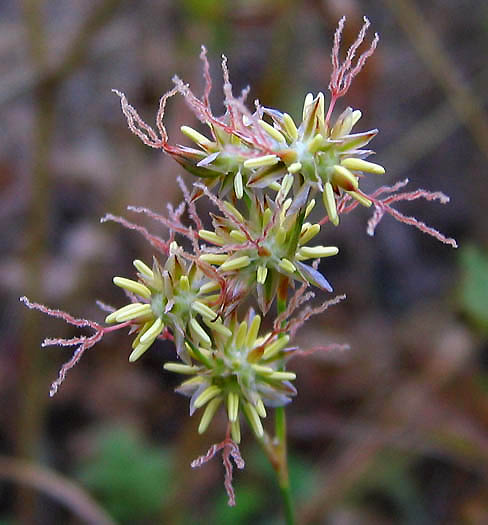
[{"xmin": 22, "ymin": 16, "xmax": 457, "ymax": 506}]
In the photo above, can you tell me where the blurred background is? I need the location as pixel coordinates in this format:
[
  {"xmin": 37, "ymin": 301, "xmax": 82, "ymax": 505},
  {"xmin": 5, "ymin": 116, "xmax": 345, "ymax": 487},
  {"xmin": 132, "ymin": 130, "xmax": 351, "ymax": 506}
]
[{"xmin": 1, "ymin": 0, "xmax": 487, "ymax": 523}]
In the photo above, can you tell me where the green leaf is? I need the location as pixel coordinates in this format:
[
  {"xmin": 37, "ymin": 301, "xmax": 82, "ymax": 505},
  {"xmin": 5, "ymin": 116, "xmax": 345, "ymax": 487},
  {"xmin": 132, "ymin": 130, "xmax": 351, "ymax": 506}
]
[
  {"xmin": 76, "ymin": 426, "xmax": 172, "ymax": 524},
  {"xmin": 458, "ymin": 244, "xmax": 488, "ymax": 332}
]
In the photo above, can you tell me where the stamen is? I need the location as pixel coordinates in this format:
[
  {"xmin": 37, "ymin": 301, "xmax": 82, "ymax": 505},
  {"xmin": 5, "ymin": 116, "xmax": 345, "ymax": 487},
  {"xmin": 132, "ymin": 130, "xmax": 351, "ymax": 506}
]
[
  {"xmin": 323, "ymin": 182, "xmax": 339, "ymax": 226},
  {"xmin": 288, "ymin": 161, "xmax": 302, "ymax": 174},
  {"xmin": 278, "ymin": 258, "xmax": 296, "ymax": 274},
  {"xmin": 243, "ymin": 155, "xmax": 280, "ymax": 169},
  {"xmin": 296, "ymin": 246, "xmax": 339, "ymax": 260},
  {"xmin": 234, "ymin": 170, "xmax": 244, "ymax": 199},
  {"xmin": 263, "ymin": 335, "xmax": 290, "ymax": 359},
  {"xmin": 191, "ymin": 301, "xmax": 218, "ymax": 320},
  {"xmin": 220, "ymin": 255, "xmax": 251, "ymax": 272},
  {"xmin": 258, "ymin": 120, "xmax": 287, "ymax": 143},
  {"xmin": 282, "ymin": 113, "xmax": 298, "ymax": 141},
  {"xmin": 341, "ymin": 157, "xmax": 385, "ymax": 174},
  {"xmin": 113, "ymin": 277, "xmax": 151, "ymax": 299},
  {"xmin": 332, "ymin": 165, "xmax": 358, "ymax": 191},
  {"xmin": 133, "ymin": 259, "xmax": 154, "ymax": 279},
  {"xmin": 164, "ymin": 363, "xmax": 201, "ymax": 374},
  {"xmin": 243, "ymin": 402, "xmax": 263, "ymax": 438},
  {"xmin": 199, "ymin": 253, "xmax": 229, "ymax": 265},
  {"xmin": 199, "ymin": 229, "xmax": 225, "ymax": 245},
  {"xmin": 139, "ymin": 317, "xmax": 164, "ymax": 344},
  {"xmin": 227, "ymin": 392, "xmax": 239, "ymax": 422},
  {"xmin": 246, "ymin": 315, "xmax": 261, "ymax": 347},
  {"xmin": 180, "ymin": 125, "xmax": 213, "ymax": 148},
  {"xmin": 198, "ymin": 397, "xmax": 222, "ymax": 434},
  {"xmin": 194, "ymin": 385, "xmax": 221, "ymax": 409}
]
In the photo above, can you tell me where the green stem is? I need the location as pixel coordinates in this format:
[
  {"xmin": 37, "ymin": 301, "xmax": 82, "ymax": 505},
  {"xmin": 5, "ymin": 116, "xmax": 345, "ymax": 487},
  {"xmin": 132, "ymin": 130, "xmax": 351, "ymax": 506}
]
[{"xmin": 272, "ymin": 293, "xmax": 295, "ymax": 524}]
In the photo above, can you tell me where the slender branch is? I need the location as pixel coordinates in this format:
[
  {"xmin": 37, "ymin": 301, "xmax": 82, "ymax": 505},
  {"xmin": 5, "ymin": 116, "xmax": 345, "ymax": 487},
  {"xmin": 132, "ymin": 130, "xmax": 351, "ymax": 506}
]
[{"xmin": 0, "ymin": 456, "xmax": 115, "ymax": 525}]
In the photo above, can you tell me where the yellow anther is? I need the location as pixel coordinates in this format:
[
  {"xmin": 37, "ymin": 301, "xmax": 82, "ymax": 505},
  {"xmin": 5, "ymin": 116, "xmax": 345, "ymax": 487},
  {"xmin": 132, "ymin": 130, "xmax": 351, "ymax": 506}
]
[
  {"xmin": 139, "ymin": 317, "xmax": 164, "ymax": 344},
  {"xmin": 256, "ymin": 265, "xmax": 268, "ymax": 284},
  {"xmin": 179, "ymin": 275, "xmax": 190, "ymax": 292},
  {"xmin": 108, "ymin": 303, "xmax": 152, "ymax": 323},
  {"xmin": 191, "ymin": 301, "xmax": 217, "ymax": 320},
  {"xmin": 332, "ymin": 165, "xmax": 358, "ymax": 191},
  {"xmin": 203, "ymin": 318, "xmax": 232, "ymax": 338},
  {"xmin": 288, "ymin": 161, "xmax": 302, "ymax": 174},
  {"xmin": 243, "ymin": 154, "xmax": 280, "ymax": 169},
  {"xmin": 341, "ymin": 157, "xmax": 385, "ymax": 174},
  {"xmin": 279, "ymin": 173, "xmax": 294, "ymax": 200},
  {"xmin": 223, "ymin": 201, "xmax": 244, "ymax": 222},
  {"xmin": 246, "ymin": 315, "xmax": 261, "ymax": 347},
  {"xmin": 131, "ymin": 321, "xmax": 152, "ymax": 349},
  {"xmin": 231, "ymin": 420, "xmax": 241, "ymax": 443},
  {"xmin": 229, "ymin": 229, "xmax": 247, "ymax": 243},
  {"xmin": 133, "ymin": 259, "xmax": 154, "ymax": 279},
  {"xmin": 255, "ymin": 398, "xmax": 267, "ymax": 418},
  {"xmin": 308, "ymin": 133, "xmax": 324, "ymax": 154},
  {"xmin": 220, "ymin": 255, "xmax": 250, "ymax": 272},
  {"xmin": 258, "ymin": 119, "xmax": 287, "ymax": 143},
  {"xmin": 194, "ymin": 385, "xmax": 221, "ymax": 409},
  {"xmin": 351, "ymin": 109, "xmax": 362, "ymax": 127},
  {"xmin": 282, "ymin": 113, "xmax": 298, "ymax": 141},
  {"xmin": 198, "ymin": 397, "xmax": 221, "ymax": 434},
  {"xmin": 128, "ymin": 339, "xmax": 153, "ymax": 363},
  {"xmin": 163, "ymin": 363, "xmax": 200, "ymax": 374},
  {"xmin": 190, "ymin": 318, "xmax": 211, "ymax": 346},
  {"xmin": 234, "ymin": 170, "xmax": 244, "ymax": 199},
  {"xmin": 305, "ymin": 198, "xmax": 316, "ymax": 219},
  {"xmin": 282, "ymin": 197, "xmax": 292, "ymax": 214},
  {"xmin": 199, "ymin": 229, "xmax": 224, "ymax": 245},
  {"xmin": 113, "ymin": 277, "xmax": 151, "ymax": 300},
  {"xmin": 180, "ymin": 125, "xmax": 213, "ymax": 148},
  {"xmin": 252, "ymin": 364, "xmax": 275, "ymax": 376},
  {"xmin": 199, "ymin": 253, "xmax": 228, "ymax": 265},
  {"xmin": 278, "ymin": 258, "xmax": 296, "ymax": 274},
  {"xmin": 235, "ymin": 321, "xmax": 248, "ymax": 348},
  {"xmin": 269, "ymin": 370, "xmax": 296, "ymax": 381},
  {"xmin": 323, "ymin": 182, "xmax": 339, "ymax": 226},
  {"xmin": 346, "ymin": 190, "xmax": 372, "ymax": 207},
  {"xmin": 299, "ymin": 223, "xmax": 321, "ymax": 245},
  {"xmin": 263, "ymin": 335, "xmax": 290, "ymax": 360},
  {"xmin": 296, "ymin": 245, "xmax": 339, "ymax": 260},
  {"xmin": 302, "ymin": 92, "xmax": 314, "ymax": 119},
  {"xmin": 227, "ymin": 392, "xmax": 240, "ymax": 423},
  {"xmin": 243, "ymin": 402, "xmax": 264, "ymax": 438},
  {"xmin": 262, "ymin": 208, "xmax": 273, "ymax": 228},
  {"xmin": 200, "ymin": 280, "xmax": 220, "ymax": 294}
]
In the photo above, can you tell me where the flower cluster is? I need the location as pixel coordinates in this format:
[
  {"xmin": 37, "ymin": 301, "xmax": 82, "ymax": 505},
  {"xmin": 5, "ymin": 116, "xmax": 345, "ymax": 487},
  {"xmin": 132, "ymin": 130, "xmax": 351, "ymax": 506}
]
[{"xmin": 23, "ymin": 16, "xmax": 457, "ymax": 507}]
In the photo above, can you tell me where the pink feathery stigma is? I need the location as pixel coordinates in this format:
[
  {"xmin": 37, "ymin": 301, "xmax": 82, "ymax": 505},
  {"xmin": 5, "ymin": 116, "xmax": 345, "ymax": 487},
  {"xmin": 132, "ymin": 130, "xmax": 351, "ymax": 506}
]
[
  {"xmin": 127, "ymin": 205, "xmax": 195, "ymax": 240},
  {"xmin": 200, "ymin": 45, "xmax": 212, "ymax": 109},
  {"xmin": 327, "ymin": 16, "xmax": 379, "ymax": 123},
  {"xmin": 191, "ymin": 431, "xmax": 245, "ymax": 506},
  {"xmin": 100, "ymin": 213, "xmax": 169, "ymax": 254},
  {"xmin": 19, "ymin": 297, "xmax": 129, "ymax": 396},
  {"xmin": 364, "ymin": 182, "xmax": 458, "ymax": 247},
  {"xmin": 288, "ymin": 294, "xmax": 347, "ymax": 339}
]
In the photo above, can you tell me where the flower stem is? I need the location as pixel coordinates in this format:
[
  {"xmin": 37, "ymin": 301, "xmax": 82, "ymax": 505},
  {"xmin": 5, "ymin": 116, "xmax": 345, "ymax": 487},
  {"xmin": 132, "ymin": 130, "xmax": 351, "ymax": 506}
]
[
  {"xmin": 275, "ymin": 407, "xmax": 294, "ymax": 524},
  {"xmin": 272, "ymin": 293, "xmax": 295, "ymax": 524}
]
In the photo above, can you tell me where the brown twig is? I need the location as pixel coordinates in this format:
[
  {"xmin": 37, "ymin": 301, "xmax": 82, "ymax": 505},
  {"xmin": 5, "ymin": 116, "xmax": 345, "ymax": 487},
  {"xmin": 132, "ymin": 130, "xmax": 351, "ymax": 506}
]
[
  {"xmin": 382, "ymin": 0, "xmax": 488, "ymax": 160},
  {"xmin": 0, "ymin": 455, "xmax": 115, "ymax": 525}
]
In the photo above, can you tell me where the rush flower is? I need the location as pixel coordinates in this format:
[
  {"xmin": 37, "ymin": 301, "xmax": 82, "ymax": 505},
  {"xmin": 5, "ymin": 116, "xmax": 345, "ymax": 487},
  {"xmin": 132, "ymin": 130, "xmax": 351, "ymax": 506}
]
[
  {"xmin": 164, "ymin": 309, "xmax": 297, "ymax": 443},
  {"xmin": 196, "ymin": 185, "xmax": 338, "ymax": 313},
  {"xmin": 107, "ymin": 242, "xmax": 224, "ymax": 363},
  {"xmin": 115, "ymin": 17, "xmax": 383, "ymax": 227},
  {"xmin": 22, "ymin": 14, "xmax": 458, "ymax": 510}
]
